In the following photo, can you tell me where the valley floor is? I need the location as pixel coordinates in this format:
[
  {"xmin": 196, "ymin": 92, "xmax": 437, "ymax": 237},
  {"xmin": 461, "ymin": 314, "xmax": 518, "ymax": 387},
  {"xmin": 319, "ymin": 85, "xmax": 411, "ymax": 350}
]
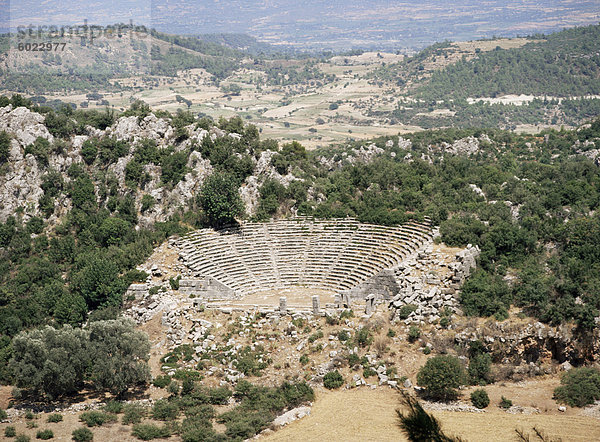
[{"xmin": 263, "ymin": 385, "xmax": 600, "ymax": 442}]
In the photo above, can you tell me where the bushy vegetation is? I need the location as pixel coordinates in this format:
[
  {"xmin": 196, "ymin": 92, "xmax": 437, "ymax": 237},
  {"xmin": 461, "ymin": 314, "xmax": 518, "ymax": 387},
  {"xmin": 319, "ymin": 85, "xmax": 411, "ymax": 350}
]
[
  {"xmin": 122, "ymin": 404, "xmax": 147, "ymax": 425},
  {"xmin": 151, "ymin": 399, "xmax": 179, "ymax": 421},
  {"xmin": 417, "ymin": 355, "xmax": 466, "ymax": 401},
  {"xmin": 35, "ymin": 429, "xmax": 54, "ymax": 439},
  {"xmin": 131, "ymin": 423, "xmax": 172, "ymax": 441},
  {"xmin": 0, "ymin": 130, "xmax": 11, "ymax": 165},
  {"xmin": 323, "ymin": 371, "xmax": 344, "ymax": 389},
  {"xmin": 197, "ymin": 173, "xmax": 245, "ymax": 228},
  {"xmin": 468, "ymin": 353, "xmax": 493, "ymax": 385},
  {"xmin": 46, "ymin": 413, "xmax": 63, "ymax": 423},
  {"xmin": 396, "ymin": 393, "xmax": 461, "ymax": 442},
  {"xmin": 554, "ymin": 367, "xmax": 600, "ymax": 407},
  {"xmin": 9, "ymin": 319, "xmax": 149, "ymax": 399},
  {"xmin": 79, "ymin": 411, "xmax": 117, "ymax": 427},
  {"xmin": 218, "ymin": 380, "xmax": 314, "ymax": 439},
  {"xmin": 470, "ymin": 389, "xmax": 490, "ymax": 409},
  {"xmin": 417, "ymin": 25, "xmax": 600, "ymax": 101},
  {"xmin": 71, "ymin": 427, "xmax": 93, "ymax": 442},
  {"xmin": 369, "ymin": 25, "xmax": 600, "ymax": 128},
  {"xmin": 499, "ymin": 396, "xmax": 513, "ymax": 409}
]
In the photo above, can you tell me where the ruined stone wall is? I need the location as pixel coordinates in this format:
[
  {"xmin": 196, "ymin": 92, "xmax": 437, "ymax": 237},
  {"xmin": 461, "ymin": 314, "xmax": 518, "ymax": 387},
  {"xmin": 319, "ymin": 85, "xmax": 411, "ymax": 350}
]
[
  {"xmin": 179, "ymin": 277, "xmax": 238, "ymax": 300},
  {"xmin": 346, "ymin": 269, "xmax": 400, "ymax": 300},
  {"xmin": 389, "ymin": 244, "xmax": 480, "ymax": 323}
]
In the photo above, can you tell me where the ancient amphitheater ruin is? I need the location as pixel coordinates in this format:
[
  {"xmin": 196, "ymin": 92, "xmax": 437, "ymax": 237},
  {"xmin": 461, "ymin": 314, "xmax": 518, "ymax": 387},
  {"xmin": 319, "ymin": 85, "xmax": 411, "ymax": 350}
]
[
  {"xmin": 126, "ymin": 217, "xmax": 480, "ymax": 344},
  {"xmin": 177, "ymin": 217, "xmax": 433, "ymax": 296},
  {"xmin": 135, "ymin": 217, "xmax": 474, "ymax": 317}
]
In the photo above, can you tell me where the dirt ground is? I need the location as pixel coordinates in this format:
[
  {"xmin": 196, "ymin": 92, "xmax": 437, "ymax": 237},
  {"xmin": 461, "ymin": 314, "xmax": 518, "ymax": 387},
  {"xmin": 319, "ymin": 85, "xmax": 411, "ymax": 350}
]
[
  {"xmin": 263, "ymin": 386, "xmax": 600, "ymax": 442},
  {"xmin": 214, "ymin": 288, "xmax": 336, "ymax": 308}
]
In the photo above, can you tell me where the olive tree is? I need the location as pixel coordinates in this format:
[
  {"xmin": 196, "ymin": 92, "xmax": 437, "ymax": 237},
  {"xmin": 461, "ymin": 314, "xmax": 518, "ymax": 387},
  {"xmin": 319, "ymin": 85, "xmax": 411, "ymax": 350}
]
[
  {"xmin": 88, "ymin": 318, "xmax": 151, "ymax": 395},
  {"xmin": 10, "ymin": 325, "xmax": 89, "ymax": 399},
  {"xmin": 10, "ymin": 319, "xmax": 151, "ymax": 399},
  {"xmin": 417, "ymin": 355, "xmax": 466, "ymax": 401}
]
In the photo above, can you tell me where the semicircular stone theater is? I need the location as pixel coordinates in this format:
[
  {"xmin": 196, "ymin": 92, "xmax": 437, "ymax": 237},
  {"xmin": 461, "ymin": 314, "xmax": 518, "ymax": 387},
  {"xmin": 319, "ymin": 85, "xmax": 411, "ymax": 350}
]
[{"xmin": 175, "ymin": 217, "xmax": 435, "ymax": 302}]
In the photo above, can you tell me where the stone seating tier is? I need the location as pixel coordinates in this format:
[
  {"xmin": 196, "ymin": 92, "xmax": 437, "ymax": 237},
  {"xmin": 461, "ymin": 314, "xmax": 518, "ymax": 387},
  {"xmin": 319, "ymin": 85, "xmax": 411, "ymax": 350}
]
[{"xmin": 177, "ymin": 217, "xmax": 432, "ymax": 297}]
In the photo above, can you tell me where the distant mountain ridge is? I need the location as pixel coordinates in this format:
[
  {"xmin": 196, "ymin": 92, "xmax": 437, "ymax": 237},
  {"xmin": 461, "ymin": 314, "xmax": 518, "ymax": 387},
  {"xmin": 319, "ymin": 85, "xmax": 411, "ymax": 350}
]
[{"xmin": 4, "ymin": 0, "xmax": 600, "ymax": 50}]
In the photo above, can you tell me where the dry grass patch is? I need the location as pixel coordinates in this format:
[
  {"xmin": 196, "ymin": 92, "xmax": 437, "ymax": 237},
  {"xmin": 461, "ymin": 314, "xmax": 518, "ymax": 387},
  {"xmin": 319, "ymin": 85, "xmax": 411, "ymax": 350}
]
[{"xmin": 262, "ymin": 387, "xmax": 600, "ymax": 442}]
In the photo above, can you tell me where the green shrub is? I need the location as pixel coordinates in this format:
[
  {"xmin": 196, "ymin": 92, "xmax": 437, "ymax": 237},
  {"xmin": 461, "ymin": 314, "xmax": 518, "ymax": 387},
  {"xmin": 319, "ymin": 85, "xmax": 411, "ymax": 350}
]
[
  {"xmin": 35, "ymin": 429, "xmax": 54, "ymax": 440},
  {"xmin": 81, "ymin": 140, "xmax": 98, "ymax": 165},
  {"xmin": 363, "ymin": 367, "xmax": 376, "ymax": 378},
  {"xmin": 387, "ymin": 328, "xmax": 396, "ymax": 338},
  {"xmin": 292, "ymin": 318, "xmax": 306, "ymax": 328},
  {"xmin": 325, "ymin": 315, "xmax": 339, "ymax": 326},
  {"xmin": 152, "ymin": 375, "xmax": 172, "ymax": 389},
  {"xmin": 347, "ymin": 353, "xmax": 360, "ymax": 366},
  {"xmin": 71, "ymin": 427, "xmax": 93, "ymax": 442},
  {"xmin": 197, "ymin": 172, "xmax": 244, "ymax": 228},
  {"xmin": 460, "ymin": 270, "xmax": 511, "ymax": 320},
  {"xmin": 122, "ymin": 404, "xmax": 146, "ymax": 425},
  {"xmin": 180, "ymin": 415, "xmax": 217, "ymax": 442},
  {"xmin": 131, "ymin": 423, "xmax": 171, "ymax": 440},
  {"xmin": 308, "ymin": 331, "xmax": 323, "ymax": 343},
  {"xmin": 184, "ymin": 404, "xmax": 215, "ymax": 420},
  {"xmin": 141, "ymin": 194, "xmax": 156, "ymax": 213},
  {"xmin": 25, "ymin": 137, "xmax": 50, "ymax": 167},
  {"xmin": 355, "ymin": 327, "xmax": 372, "ymax": 348},
  {"xmin": 499, "ymin": 396, "xmax": 513, "ymax": 409},
  {"xmin": 468, "ymin": 353, "xmax": 492, "ymax": 385},
  {"xmin": 47, "ymin": 413, "xmax": 63, "ymax": 423},
  {"xmin": 168, "ymin": 276, "xmax": 180, "ymax": 290},
  {"xmin": 470, "ymin": 389, "xmax": 490, "ymax": 409},
  {"xmin": 0, "ymin": 408, "xmax": 7, "ymax": 420},
  {"xmin": 16, "ymin": 435, "xmax": 31, "ymax": 442},
  {"xmin": 208, "ymin": 386, "xmax": 232, "ymax": 405},
  {"xmin": 337, "ymin": 330, "xmax": 350, "ymax": 341},
  {"xmin": 151, "ymin": 399, "xmax": 179, "ymax": 421},
  {"xmin": 439, "ymin": 315, "xmax": 451, "ymax": 328},
  {"xmin": 554, "ymin": 366, "xmax": 600, "ymax": 407},
  {"xmin": 422, "ymin": 346, "xmax": 431, "ymax": 355},
  {"xmin": 417, "ymin": 355, "xmax": 466, "ymax": 401},
  {"xmin": 0, "ymin": 130, "xmax": 10, "ymax": 164},
  {"xmin": 5, "ymin": 426, "xmax": 16, "ymax": 437},
  {"xmin": 339, "ymin": 309, "xmax": 354, "ymax": 319},
  {"xmin": 396, "ymin": 393, "xmax": 458, "ymax": 442},
  {"xmin": 323, "ymin": 371, "xmax": 344, "ymax": 389},
  {"xmin": 408, "ymin": 326, "xmax": 421, "ymax": 343},
  {"xmin": 398, "ymin": 304, "xmax": 418, "ymax": 320},
  {"xmin": 102, "ymin": 401, "xmax": 123, "ymax": 414},
  {"xmin": 167, "ymin": 381, "xmax": 180, "ymax": 395},
  {"xmin": 221, "ymin": 381, "xmax": 313, "ymax": 439},
  {"xmin": 223, "ymin": 413, "xmax": 267, "ymax": 440},
  {"xmin": 10, "ymin": 325, "xmax": 89, "ymax": 399},
  {"xmin": 234, "ymin": 346, "xmax": 268, "ymax": 376},
  {"xmin": 79, "ymin": 411, "xmax": 117, "ymax": 427}
]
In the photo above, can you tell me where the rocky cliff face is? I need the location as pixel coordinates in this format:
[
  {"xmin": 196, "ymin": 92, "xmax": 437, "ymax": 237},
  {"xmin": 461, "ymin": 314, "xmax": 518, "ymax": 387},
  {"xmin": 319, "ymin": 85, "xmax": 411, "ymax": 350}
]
[
  {"xmin": 451, "ymin": 319, "xmax": 600, "ymax": 368},
  {"xmin": 240, "ymin": 149, "xmax": 300, "ymax": 216},
  {"xmin": 0, "ymin": 105, "xmax": 57, "ymax": 223},
  {"xmin": 0, "ymin": 106, "xmax": 296, "ymax": 226}
]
